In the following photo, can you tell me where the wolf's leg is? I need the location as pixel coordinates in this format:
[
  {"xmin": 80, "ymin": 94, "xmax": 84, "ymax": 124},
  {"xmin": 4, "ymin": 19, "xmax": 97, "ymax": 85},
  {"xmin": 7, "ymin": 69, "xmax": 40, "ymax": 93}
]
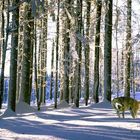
[
  {"xmin": 117, "ymin": 110, "xmax": 120, "ymax": 118},
  {"xmin": 130, "ymin": 108, "xmax": 136, "ymax": 119},
  {"xmin": 122, "ymin": 110, "xmax": 125, "ymax": 118}
]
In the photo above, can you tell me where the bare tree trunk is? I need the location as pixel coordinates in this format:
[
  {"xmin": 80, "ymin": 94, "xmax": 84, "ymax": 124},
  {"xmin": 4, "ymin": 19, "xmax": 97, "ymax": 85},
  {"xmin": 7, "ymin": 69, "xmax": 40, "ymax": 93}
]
[
  {"xmin": 0, "ymin": 0, "xmax": 3, "ymax": 63},
  {"xmin": 8, "ymin": 0, "xmax": 19, "ymax": 111},
  {"xmin": 131, "ymin": 53, "xmax": 135, "ymax": 98},
  {"xmin": 124, "ymin": 0, "xmax": 132, "ymax": 97},
  {"xmin": 19, "ymin": 2, "xmax": 33, "ymax": 104},
  {"xmin": 115, "ymin": 0, "xmax": 119, "ymax": 97},
  {"xmin": 103, "ymin": 0, "xmax": 113, "ymax": 102},
  {"xmin": 34, "ymin": 20, "xmax": 40, "ymax": 110},
  {"xmin": 37, "ymin": 32, "xmax": 42, "ymax": 109},
  {"xmin": 0, "ymin": 0, "xmax": 10, "ymax": 108},
  {"xmin": 40, "ymin": 23, "xmax": 45, "ymax": 105},
  {"xmin": 93, "ymin": 0, "xmax": 102, "ymax": 103},
  {"xmin": 60, "ymin": 0, "xmax": 71, "ymax": 105},
  {"xmin": 0, "ymin": 0, "xmax": 5, "ymax": 109},
  {"xmin": 41, "ymin": 0, "xmax": 48, "ymax": 104},
  {"xmin": 37, "ymin": 29, "xmax": 43, "ymax": 107},
  {"xmin": 50, "ymin": 41, "xmax": 54, "ymax": 100},
  {"xmin": 120, "ymin": 47, "xmax": 124, "ymax": 91},
  {"xmin": 84, "ymin": 0, "xmax": 91, "ymax": 106},
  {"xmin": 29, "ymin": 28, "xmax": 34, "ymax": 103},
  {"xmin": 54, "ymin": 0, "xmax": 60, "ymax": 109},
  {"xmin": 16, "ymin": 4, "xmax": 24, "ymax": 101},
  {"xmin": 74, "ymin": 0, "xmax": 83, "ymax": 107}
]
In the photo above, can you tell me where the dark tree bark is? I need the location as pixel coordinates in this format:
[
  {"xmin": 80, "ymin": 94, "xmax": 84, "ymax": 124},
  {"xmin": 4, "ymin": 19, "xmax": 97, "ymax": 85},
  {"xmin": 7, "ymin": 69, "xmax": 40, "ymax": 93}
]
[
  {"xmin": 54, "ymin": 0, "xmax": 60, "ymax": 109},
  {"xmin": 16, "ymin": 4, "xmax": 24, "ymax": 101},
  {"xmin": 120, "ymin": 47, "xmax": 124, "ymax": 91},
  {"xmin": 115, "ymin": 0, "xmax": 119, "ymax": 97},
  {"xmin": 0, "ymin": 0, "xmax": 3, "ymax": 63},
  {"xmin": 84, "ymin": 0, "xmax": 91, "ymax": 106},
  {"xmin": 103, "ymin": 0, "xmax": 113, "ymax": 102},
  {"xmin": 19, "ymin": 2, "xmax": 33, "ymax": 104},
  {"xmin": 8, "ymin": 0, "xmax": 19, "ymax": 111},
  {"xmin": 29, "ymin": 20, "xmax": 34, "ymax": 102},
  {"xmin": 93, "ymin": 0, "xmax": 102, "ymax": 103},
  {"xmin": 124, "ymin": 0, "xmax": 132, "ymax": 97},
  {"xmin": 41, "ymin": 0, "xmax": 48, "ymax": 104},
  {"xmin": 50, "ymin": 41, "xmax": 54, "ymax": 100},
  {"xmin": 34, "ymin": 20, "xmax": 40, "ymax": 110},
  {"xmin": 74, "ymin": 0, "xmax": 83, "ymax": 107},
  {"xmin": 60, "ymin": 0, "xmax": 71, "ymax": 105},
  {"xmin": 0, "ymin": 0, "xmax": 5, "ymax": 109}
]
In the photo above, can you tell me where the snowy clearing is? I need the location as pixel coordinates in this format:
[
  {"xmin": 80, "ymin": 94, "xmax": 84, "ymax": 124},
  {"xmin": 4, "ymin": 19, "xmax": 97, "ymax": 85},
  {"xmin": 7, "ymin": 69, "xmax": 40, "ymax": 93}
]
[{"xmin": 0, "ymin": 102, "xmax": 140, "ymax": 140}]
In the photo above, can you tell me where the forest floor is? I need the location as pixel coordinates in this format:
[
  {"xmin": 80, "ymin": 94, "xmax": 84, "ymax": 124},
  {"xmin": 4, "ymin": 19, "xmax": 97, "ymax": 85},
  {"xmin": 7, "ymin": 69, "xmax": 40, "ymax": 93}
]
[{"xmin": 0, "ymin": 101, "xmax": 140, "ymax": 140}]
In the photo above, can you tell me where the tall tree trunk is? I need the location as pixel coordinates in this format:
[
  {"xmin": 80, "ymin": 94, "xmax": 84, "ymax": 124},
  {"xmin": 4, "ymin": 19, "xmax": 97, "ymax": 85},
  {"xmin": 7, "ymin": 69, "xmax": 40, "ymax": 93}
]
[
  {"xmin": 93, "ymin": 0, "xmax": 102, "ymax": 103},
  {"xmin": 0, "ymin": 0, "xmax": 10, "ymax": 108},
  {"xmin": 124, "ymin": 0, "xmax": 132, "ymax": 97},
  {"xmin": 29, "ymin": 38, "xmax": 34, "ymax": 101},
  {"xmin": 120, "ymin": 48, "xmax": 124, "ymax": 91},
  {"xmin": 39, "ymin": 22, "xmax": 45, "ymax": 105},
  {"xmin": 41, "ymin": 0, "xmax": 48, "ymax": 104},
  {"xmin": 0, "ymin": 0, "xmax": 3, "ymax": 63},
  {"xmin": 131, "ymin": 52, "xmax": 135, "ymax": 98},
  {"xmin": 84, "ymin": 0, "xmax": 91, "ymax": 106},
  {"xmin": 38, "ymin": 31, "xmax": 42, "ymax": 107},
  {"xmin": 61, "ymin": 0, "xmax": 71, "ymax": 104},
  {"xmin": 54, "ymin": 0, "xmax": 60, "ymax": 109},
  {"xmin": 37, "ymin": 0, "xmax": 48, "ymax": 106},
  {"xmin": 115, "ymin": 0, "xmax": 119, "ymax": 97},
  {"xmin": 29, "ymin": 25, "xmax": 34, "ymax": 103},
  {"xmin": 74, "ymin": 0, "xmax": 82, "ymax": 107},
  {"xmin": 50, "ymin": 41, "xmax": 54, "ymax": 100},
  {"xmin": 103, "ymin": 0, "xmax": 113, "ymax": 102},
  {"xmin": 0, "ymin": 0, "xmax": 5, "ymax": 109},
  {"xmin": 34, "ymin": 20, "xmax": 40, "ymax": 110},
  {"xmin": 16, "ymin": 4, "xmax": 24, "ymax": 101},
  {"xmin": 19, "ymin": 2, "xmax": 33, "ymax": 104},
  {"xmin": 8, "ymin": 0, "xmax": 19, "ymax": 112},
  {"xmin": 28, "ymin": 4, "xmax": 34, "ymax": 105}
]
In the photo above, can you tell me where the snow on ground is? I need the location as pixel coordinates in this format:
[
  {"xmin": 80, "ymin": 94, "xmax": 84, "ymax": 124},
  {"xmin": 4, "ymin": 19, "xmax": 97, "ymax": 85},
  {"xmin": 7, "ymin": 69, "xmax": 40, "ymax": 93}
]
[{"xmin": 0, "ymin": 101, "xmax": 140, "ymax": 140}]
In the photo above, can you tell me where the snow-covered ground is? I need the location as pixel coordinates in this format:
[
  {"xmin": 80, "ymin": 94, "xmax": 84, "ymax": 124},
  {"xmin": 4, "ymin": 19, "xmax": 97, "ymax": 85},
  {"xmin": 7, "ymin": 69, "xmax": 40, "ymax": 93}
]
[{"xmin": 0, "ymin": 101, "xmax": 140, "ymax": 140}]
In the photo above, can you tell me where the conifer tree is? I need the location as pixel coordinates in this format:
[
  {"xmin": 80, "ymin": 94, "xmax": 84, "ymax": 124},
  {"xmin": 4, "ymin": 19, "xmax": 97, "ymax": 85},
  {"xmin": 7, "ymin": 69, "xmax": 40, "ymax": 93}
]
[
  {"xmin": 74, "ymin": 0, "xmax": 83, "ymax": 107},
  {"xmin": 18, "ymin": 1, "xmax": 33, "ymax": 104},
  {"xmin": 0, "ymin": 0, "xmax": 10, "ymax": 108},
  {"xmin": 93, "ymin": 0, "xmax": 102, "ymax": 103},
  {"xmin": 8, "ymin": 0, "xmax": 19, "ymax": 111},
  {"xmin": 103, "ymin": 0, "xmax": 113, "ymax": 102},
  {"xmin": 85, "ymin": 0, "xmax": 91, "ymax": 106},
  {"xmin": 124, "ymin": 0, "xmax": 132, "ymax": 97}
]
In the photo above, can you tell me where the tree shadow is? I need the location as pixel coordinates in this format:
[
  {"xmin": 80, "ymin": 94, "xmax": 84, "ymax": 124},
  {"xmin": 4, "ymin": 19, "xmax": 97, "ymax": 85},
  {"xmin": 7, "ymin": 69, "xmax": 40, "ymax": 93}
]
[
  {"xmin": 0, "ymin": 105, "xmax": 140, "ymax": 140},
  {"xmin": 0, "ymin": 117, "xmax": 140, "ymax": 140}
]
